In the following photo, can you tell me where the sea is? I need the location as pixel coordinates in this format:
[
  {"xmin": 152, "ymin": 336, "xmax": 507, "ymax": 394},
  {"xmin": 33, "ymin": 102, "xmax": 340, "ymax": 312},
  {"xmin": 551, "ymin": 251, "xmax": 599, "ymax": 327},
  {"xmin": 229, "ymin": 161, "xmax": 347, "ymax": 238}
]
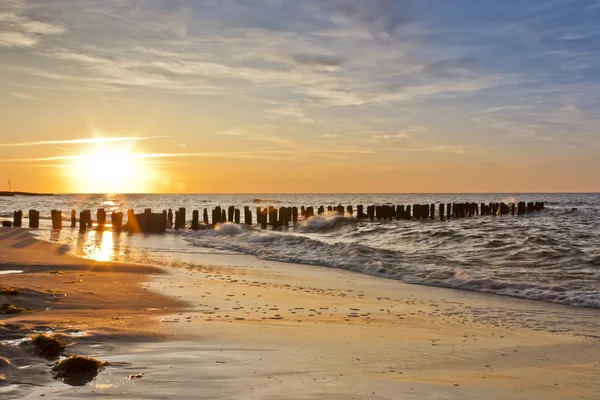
[{"xmin": 1, "ymin": 193, "xmax": 599, "ymax": 309}]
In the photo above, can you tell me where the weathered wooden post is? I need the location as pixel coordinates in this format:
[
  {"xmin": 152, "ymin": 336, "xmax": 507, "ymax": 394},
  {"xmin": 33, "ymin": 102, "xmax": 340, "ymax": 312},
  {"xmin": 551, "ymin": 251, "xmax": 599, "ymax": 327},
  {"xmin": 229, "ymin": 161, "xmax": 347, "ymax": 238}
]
[
  {"xmin": 300, "ymin": 206, "xmax": 306, "ymax": 218},
  {"xmin": 439, "ymin": 204, "xmax": 445, "ymax": 220},
  {"xmin": 192, "ymin": 210, "xmax": 199, "ymax": 230},
  {"xmin": 51, "ymin": 210, "xmax": 62, "ymax": 230},
  {"xmin": 79, "ymin": 211, "xmax": 87, "ymax": 232},
  {"xmin": 318, "ymin": 206, "xmax": 324, "ymax": 215},
  {"xmin": 244, "ymin": 206, "xmax": 251, "ymax": 225},
  {"xmin": 423, "ymin": 204, "xmax": 430, "ymax": 220},
  {"xmin": 168, "ymin": 209, "xmax": 173, "ymax": 229},
  {"xmin": 511, "ymin": 203, "xmax": 515, "ymax": 215},
  {"xmin": 203, "ymin": 208, "xmax": 209, "ymax": 225},
  {"xmin": 180, "ymin": 207, "xmax": 187, "ymax": 227},
  {"xmin": 357, "ymin": 205, "xmax": 365, "ymax": 219},
  {"xmin": 429, "ymin": 204, "xmax": 435, "ymax": 220},
  {"xmin": 517, "ymin": 202, "xmax": 526, "ymax": 215},
  {"xmin": 111, "ymin": 211, "xmax": 123, "ymax": 231},
  {"xmin": 411, "ymin": 204, "xmax": 419, "ymax": 220},
  {"xmin": 396, "ymin": 205, "xmax": 404, "ymax": 220},
  {"xmin": 367, "ymin": 205, "xmax": 374, "ymax": 221},
  {"xmin": 97, "ymin": 209, "xmax": 106, "ymax": 230},
  {"xmin": 212, "ymin": 207, "xmax": 220, "ymax": 228},
  {"xmin": 69, "ymin": 210, "xmax": 76, "ymax": 228},
  {"xmin": 174, "ymin": 210, "xmax": 181, "ymax": 230},
  {"xmin": 234, "ymin": 208, "xmax": 240, "ymax": 224},
  {"xmin": 28, "ymin": 210, "xmax": 39, "ymax": 228},
  {"xmin": 260, "ymin": 209, "xmax": 267, "ymax": 229},
  {"xmin": 220, "ymin": 209, "xmax": 226, "ymax": 223},
  {"xmin": 228, "ymin": 206, "xmax": 234, "ymax": 222},
  {"xmin": 292, "ymin": 207, "xmax": 298, "ymax": 224},
  {"xmin": 13, "ymin": 210, "xmax": 22, "ymax": 228},
  {"xmin": 346, "ymin": 205, "xmax": 353, "ymax": 217}
]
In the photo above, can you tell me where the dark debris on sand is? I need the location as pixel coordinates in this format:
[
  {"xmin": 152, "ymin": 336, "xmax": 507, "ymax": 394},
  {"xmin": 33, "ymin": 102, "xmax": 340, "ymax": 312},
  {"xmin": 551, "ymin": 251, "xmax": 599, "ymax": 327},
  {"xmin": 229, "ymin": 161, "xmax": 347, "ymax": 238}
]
[
  {"xmin": 29, "ymin": 334, "xmax": 66, "ymax": 359},
  {"xmin": 0, "ymin": 303, "xmax": 33, "ymax": 314},
  {"xmin": 52, "ymin": 355, "xmax": 109, "ymax": 386},
  {"xmin": 0, "ymin": 284, "xmax": 26, "ymax": 296}
]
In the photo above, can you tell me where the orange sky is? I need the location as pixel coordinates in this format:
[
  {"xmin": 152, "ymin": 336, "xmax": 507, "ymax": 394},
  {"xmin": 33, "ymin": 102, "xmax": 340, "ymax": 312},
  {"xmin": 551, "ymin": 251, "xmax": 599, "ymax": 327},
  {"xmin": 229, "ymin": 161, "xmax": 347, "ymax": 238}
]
[{"xmin": 1, "ymin": 1, "xmax": 599, "ymax": 193}]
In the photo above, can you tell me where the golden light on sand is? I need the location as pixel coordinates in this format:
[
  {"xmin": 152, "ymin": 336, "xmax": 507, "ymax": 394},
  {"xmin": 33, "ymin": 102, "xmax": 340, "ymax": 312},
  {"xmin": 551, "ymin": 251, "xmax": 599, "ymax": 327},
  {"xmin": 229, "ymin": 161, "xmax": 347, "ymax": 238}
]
[{"xmin": 67, "ymin": 141, "xmax": 152, "ymax": 193}]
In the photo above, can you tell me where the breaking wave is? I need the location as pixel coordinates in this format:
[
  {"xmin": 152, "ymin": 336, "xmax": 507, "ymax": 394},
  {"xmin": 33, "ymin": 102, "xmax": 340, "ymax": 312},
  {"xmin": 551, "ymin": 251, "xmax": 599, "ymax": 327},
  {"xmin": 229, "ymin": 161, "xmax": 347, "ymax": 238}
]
[{"xmin": 184, "ymin": 213, "xmax": 600, "ymax": 309}]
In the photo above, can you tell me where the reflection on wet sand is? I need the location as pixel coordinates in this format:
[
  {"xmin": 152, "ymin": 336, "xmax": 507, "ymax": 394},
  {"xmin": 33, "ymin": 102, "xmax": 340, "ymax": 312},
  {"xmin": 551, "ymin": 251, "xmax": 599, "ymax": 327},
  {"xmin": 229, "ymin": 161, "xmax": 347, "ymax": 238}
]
[{"xmin": 73, "ymin": 230, "xmax": 124, "ymax": 262}]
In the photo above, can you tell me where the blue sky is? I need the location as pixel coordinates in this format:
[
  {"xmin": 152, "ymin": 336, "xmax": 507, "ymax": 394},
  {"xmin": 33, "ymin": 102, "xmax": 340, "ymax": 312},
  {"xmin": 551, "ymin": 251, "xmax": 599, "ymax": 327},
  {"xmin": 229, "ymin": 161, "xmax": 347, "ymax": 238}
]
[{"xmin": 0, "ymin": 0, "xmax": 599, "ymax": 192}]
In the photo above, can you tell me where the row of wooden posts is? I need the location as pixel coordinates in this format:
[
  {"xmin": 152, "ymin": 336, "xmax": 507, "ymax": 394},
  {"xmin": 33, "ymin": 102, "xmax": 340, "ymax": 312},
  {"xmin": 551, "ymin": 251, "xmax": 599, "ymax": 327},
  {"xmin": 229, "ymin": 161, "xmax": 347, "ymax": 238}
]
[{"xmin": 2, "ymin": 201, "xmax": 545, "ymax": 232}]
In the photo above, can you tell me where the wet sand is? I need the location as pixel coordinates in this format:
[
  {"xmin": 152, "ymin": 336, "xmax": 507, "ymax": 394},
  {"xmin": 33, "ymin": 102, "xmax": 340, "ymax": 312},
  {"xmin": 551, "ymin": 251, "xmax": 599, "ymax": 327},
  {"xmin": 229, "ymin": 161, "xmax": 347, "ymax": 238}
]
[{"xmin": 2, "ymin": 227, "xmax": 600, "ymax": 399}]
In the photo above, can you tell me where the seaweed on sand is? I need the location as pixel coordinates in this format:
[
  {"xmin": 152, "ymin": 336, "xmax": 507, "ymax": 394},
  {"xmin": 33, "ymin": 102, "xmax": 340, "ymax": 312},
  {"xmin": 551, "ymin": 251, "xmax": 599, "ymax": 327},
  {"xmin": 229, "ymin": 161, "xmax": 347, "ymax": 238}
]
[
  {"xmin": 0, "ymin": 303, "xmax": 32, "ymax": 314},
  {"xmin": 30, "ymin": 334, "xmax": 66, "ymax": 359},
  {"xmin": 0, "ymin": 285, "xmax": 25, "ymax": 296},
  {"xmin": 52, "ymin": 356, "xmax": 109, "ymax": 386}
]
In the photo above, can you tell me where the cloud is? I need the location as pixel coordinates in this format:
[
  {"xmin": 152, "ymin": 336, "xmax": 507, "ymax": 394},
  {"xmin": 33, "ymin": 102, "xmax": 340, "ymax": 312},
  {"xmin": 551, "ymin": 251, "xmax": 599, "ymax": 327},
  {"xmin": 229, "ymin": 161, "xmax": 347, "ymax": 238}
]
[
  {"xmin": 215, "ymin": 127, "xmax": 296, "ymax": 146},
  {"xmin": 263, "ymin": 105, "xmax": 314, "ymax": 124},
  {"xmin": 0, "ymin": 2, "xmax": 66, "ymax": 48},
  {"xmin": 0, "ymin": 148, "xmax": 374, "ymax": 163},
  {"xmin": 9, "ymin": 91, "xmax": 40, "ymax": 100},
  {"xmin": 0, "ymin": 136, "xmax": 170, "ymax": 148}
]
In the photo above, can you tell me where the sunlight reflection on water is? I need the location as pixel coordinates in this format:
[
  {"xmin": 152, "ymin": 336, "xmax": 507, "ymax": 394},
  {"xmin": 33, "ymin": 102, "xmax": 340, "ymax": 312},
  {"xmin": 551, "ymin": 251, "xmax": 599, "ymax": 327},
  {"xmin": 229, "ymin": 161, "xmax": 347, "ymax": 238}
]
[{"xmin": 74, "ymin": 230, "xmax": 124, "ymax": 262}]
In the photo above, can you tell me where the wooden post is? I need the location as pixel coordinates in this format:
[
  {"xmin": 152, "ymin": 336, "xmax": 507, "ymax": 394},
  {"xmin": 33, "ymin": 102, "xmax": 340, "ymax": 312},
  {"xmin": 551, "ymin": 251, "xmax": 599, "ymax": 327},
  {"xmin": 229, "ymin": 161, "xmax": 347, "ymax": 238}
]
[
  {"xmin": 28, "ymin": 210, "xmax": 39, "ymax": 228},
  {"xmin": 279, "ymin": 207, "xmax": 286, "ymax": 227},
  {"xmin": 203, "ymin": 208, "xmax": 209, "ymax": 225},
  {"xmin": 412, "ymin": 204, "xmax": 420, "ymax": 220},
  {"xmin": 260, "ymin": 208, "xmax": 267, "ymax": 229},
  {"xmin": 13, "ymin": 210, "xmax": 22, "ymax": 228},
  {"xmin": 318, "ymin": 206, "xmax": 324, "ymax": 215},
  {"xmin": 517, "ymin": 202, "xmax": 526, "ymax": 215},
  {"xmin": 51, "ymin": 210, "xmax": 62, "ymax": 230},
  {"xmin": 430, "ymin": 204, "xmax": 435, "ymax": 220},
  {"xmin": 79, "ymin": 211, "xmax": 87, "ymax": 232},
  {"xmin": 97, "ymin": 209, "xmax": 106, "ymax": 230},
  {"xmin": 111, "ymin": 211, "xmax": 123, "ymax": 231},
  {"xmin": 192, "ymin": 210, "xmax": 199, "ymax": 230},
  {"xmin": 234, "ymin": 208, "xmax": 241, "ymax": 224},
  {"xmin": 439, "ymin": 204, "xmax": 445, "ymax": 220},
  {"xmin": 301, "ymin": 206, "xmax": 306, "ymax": 218},
  {"xmin": 405, "ymin": 205, "xmax": 411, "ymax": 220},
  {"xmin": 396, "ymin": 205, "xmax": 404, "ymax": 220},
  {"xmin": 180, "ymin": 207, "xmax": 187, "ymax": 227},
  {"xmin": 167, "ymin": 209, "xmax": 173, "ymax": 229},
  {"xmin": 69, "ymin": 210, "xmax": 76, "ymax": 228},
  {"xmin": 174, "ymin": 210, "xmax": 181, "ymax": 230},
  {"xmin": 228, "ymin": 206, "xmax": 234, "ymax": 222},
  {"xmin": 244, "ymin": 206, "xmax": 251, "ymax": 225},
  {"xmin": 346, "ymin": 205, "xmax": 353, "ymax": 217},
  {"xmin": 511, "ymin": 203, "xmax": 515, "ymax": 215},
  {"xmin": 357, "ymin": 205, "xmax": 364, "ymax": 219}
]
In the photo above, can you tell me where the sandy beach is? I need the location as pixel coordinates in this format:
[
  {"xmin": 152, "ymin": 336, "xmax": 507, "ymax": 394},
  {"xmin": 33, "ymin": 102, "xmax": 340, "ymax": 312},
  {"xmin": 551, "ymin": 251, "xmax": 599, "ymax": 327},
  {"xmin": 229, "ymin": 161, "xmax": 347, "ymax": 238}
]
[{"xmin": 2, "ymin": 227, "xmax": 600, "ymax": 399}]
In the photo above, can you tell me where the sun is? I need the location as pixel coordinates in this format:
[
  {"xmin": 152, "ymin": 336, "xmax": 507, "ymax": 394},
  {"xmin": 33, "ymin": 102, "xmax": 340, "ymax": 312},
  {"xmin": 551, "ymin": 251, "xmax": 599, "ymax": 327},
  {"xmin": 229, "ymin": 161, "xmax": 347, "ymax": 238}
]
[{"xmin": 67, "ymin": 142, "xmax": 152, "ymax": 193}]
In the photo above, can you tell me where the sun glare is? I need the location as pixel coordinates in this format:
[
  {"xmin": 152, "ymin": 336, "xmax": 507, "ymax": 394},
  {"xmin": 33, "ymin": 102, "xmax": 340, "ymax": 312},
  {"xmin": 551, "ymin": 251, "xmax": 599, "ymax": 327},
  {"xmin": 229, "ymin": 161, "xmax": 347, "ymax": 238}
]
[{"xmin": 67, "ymin": 141, "xmax": 153, "ymax": 193}]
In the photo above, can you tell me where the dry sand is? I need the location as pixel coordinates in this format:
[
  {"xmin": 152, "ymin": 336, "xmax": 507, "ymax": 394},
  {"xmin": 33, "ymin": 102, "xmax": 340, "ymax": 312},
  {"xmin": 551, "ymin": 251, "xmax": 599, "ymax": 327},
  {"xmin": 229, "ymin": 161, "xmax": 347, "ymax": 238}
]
[{"xmin": 1, "ymin": 227, "xmax": 600, "ymax": 399}]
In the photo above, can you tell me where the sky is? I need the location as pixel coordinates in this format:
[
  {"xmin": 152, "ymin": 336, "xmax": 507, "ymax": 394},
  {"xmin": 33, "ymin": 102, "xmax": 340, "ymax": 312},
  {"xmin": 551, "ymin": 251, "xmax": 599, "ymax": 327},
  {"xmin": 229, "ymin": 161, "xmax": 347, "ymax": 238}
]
[{"xmin": 0, "ymin": 0, "xmax": 599, "ymax": 193}]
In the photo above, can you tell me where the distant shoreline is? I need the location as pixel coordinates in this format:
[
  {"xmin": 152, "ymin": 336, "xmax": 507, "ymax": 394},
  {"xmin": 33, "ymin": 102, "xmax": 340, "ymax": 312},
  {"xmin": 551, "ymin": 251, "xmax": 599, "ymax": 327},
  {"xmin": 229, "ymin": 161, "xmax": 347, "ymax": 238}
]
[{"xmin": 0, "ymin": 191, "xmax": 54, "ymax": 197}]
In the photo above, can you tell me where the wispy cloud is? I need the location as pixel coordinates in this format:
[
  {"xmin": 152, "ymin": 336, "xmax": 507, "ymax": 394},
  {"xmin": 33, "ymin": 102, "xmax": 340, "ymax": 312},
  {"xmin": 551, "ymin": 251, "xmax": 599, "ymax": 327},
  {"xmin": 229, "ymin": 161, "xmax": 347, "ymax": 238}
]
[
  {"xmin": 0, "ymin": 148, "xmax": 374, "ymax": 163},
  {"xmin": 0, "ymin": 1, "xmax": 66, "ymax": 48},
  {"xmin": 0, "ymin": 136, "xmax": 170, "ymax": 148}
]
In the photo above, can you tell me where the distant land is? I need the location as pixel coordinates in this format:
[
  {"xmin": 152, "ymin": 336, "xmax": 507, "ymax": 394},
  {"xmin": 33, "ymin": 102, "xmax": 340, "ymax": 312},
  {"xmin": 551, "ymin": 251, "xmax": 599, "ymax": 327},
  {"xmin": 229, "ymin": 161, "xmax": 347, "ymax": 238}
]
[{"xmin": 0, "ymin": 191, "xmax": 54, "ymax": 197}]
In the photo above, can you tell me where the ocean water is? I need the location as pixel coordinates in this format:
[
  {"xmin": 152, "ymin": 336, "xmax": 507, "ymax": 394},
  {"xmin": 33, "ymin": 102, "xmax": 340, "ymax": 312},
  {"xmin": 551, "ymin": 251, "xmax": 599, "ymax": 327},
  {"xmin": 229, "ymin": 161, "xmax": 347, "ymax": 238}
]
[{"xmin": 1, "ymin": 193, "xmax": 599, "ymax": 308}]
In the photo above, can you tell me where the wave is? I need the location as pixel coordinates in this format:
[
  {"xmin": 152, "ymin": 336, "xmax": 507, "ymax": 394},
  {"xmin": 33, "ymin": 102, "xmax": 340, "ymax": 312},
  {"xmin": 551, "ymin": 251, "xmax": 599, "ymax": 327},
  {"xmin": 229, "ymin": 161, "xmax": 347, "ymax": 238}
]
[
  {"xmin": 251, "ymin": 198, "xmax": 276, "ymax": 204},
  {"xmin": 183, "ymin": 222, "xmax": 600, "ymax": 309},
  {"xmin": 297, "ymin": 215, "xmax": 357, "ymax": 233}
]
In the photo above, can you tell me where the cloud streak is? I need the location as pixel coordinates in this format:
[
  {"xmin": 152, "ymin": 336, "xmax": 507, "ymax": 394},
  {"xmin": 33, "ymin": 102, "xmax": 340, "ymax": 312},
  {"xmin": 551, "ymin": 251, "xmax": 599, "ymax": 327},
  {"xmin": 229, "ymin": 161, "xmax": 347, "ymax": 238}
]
[{"xmin": 0, "ymin": 136, "xmax": 170, "ymax": 148}]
